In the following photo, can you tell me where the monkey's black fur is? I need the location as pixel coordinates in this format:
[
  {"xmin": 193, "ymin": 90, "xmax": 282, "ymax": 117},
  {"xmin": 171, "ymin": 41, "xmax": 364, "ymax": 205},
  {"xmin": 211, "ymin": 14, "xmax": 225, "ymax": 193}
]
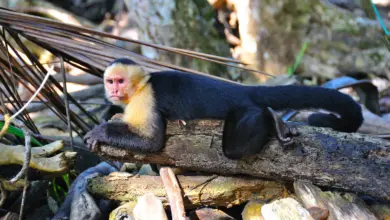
[
  {"xmin": 85, "ymin": 115, "xmax": 166, "ymax": 153},
  {"xmin": 84, "ymin": 58, "xmax": 363, "ymax": 160},
  {"xmin": 149, "ymin": 71, "xmax": 362, "ymax": 132},
  {"xmin": 108, "ymin": 57, "xmax": 137, "ymax": 66}
]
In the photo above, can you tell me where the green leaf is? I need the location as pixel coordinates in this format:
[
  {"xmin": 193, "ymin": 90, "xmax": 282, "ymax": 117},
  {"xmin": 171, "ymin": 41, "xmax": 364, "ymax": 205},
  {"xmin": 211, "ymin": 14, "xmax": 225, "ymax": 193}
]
[
  {"xmin": 0, "ymin": 121, "xmax": 42, "ymax": 146},
  {"xmin": 288, "ymin": 41, "xmax": 309, "ymax": 76},
  {"xmin": 52, "ymin": 178, "xmax": 61, "ymax": 202},
  {"xmin": 62, "ymin": 173, "xmax": 70, "ymax": 189}
]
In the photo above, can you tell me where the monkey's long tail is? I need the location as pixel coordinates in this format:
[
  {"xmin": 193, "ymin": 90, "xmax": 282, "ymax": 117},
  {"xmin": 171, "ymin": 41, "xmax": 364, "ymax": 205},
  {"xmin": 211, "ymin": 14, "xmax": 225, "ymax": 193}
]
[{"xmin": 251, "ymin": 85, "xmax": 364, "ymax": 132}]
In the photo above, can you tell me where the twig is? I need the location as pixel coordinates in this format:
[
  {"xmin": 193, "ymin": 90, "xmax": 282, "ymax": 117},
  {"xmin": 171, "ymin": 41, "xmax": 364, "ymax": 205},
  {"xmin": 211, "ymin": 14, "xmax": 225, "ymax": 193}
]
[
  {"xmin": 18, "ymin": 175, "xmax": 28, "ymax": 220},
  {"xmin": 1, "ymin": 27, "xmax": 18, "ymax": 96},
  {"xmin": 60, "ymin": 56, "xmax": 74, "ymax": 151},
  {"xmin": 183, "ymin": 174, "xmax": 218, "ymax": 198},
  {"xmin": 0, "ymin": 182, "xmax": 6, "ymax": 207},
  {"xmin": 0, "ymin": 90, "xmax": 8, "ymax": 115},
  {"xmin": 159, "ymin": 167, "xmax": 186, "ymax": 220}
]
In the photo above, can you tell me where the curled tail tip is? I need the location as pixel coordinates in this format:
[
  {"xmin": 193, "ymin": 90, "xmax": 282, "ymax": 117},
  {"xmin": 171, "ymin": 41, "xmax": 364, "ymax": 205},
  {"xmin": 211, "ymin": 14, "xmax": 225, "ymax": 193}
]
[
  {"xmin": 332, "ymin": 90, "xmax": 364, "ymax": 132},
  {"xmin": 354, "ymin": 105, "xmax": 364, "ymax": 131},
  {"xmin": 338, "ymin": 101, "xmax": 364, "ymax": 132},
  {"xmin": 308, "ymin": 102, "xmax": 364, "ymax": 133},
  {"xmin": 348, "ymin": 101, "xmax": 364, "ymax": 130}
]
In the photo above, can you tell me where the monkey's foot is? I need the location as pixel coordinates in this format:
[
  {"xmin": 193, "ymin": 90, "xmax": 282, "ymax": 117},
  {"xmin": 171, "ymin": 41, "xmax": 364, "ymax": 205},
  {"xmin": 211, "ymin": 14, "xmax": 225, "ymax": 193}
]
[{"xmin": 267, "ymin": 107, "xmax": 300, "ymax": 147}]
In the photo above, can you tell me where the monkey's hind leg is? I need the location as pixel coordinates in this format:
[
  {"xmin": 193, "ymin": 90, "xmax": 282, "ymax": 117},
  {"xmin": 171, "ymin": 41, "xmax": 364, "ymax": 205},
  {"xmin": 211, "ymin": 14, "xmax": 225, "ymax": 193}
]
[
  {"xmin": 266, "ymin": 107, "xmax": 299, "ymax": 147},
  {"xmin": 222, "ymin": 108, "xmax": 273, "ymax": 160}
]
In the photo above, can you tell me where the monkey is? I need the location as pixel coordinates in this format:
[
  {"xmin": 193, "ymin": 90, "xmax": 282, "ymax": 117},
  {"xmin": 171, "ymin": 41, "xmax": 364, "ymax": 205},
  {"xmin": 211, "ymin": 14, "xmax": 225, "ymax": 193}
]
[{"xmin": 84, "ymin": 58, "xmax": 364, "ymax": 160}]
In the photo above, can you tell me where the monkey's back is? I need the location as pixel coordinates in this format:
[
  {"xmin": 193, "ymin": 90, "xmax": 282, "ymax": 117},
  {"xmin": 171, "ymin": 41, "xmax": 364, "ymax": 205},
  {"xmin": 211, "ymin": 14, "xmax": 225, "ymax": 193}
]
[{"xmin": 149, "ymin": 71, "xmax": 253, "ymax": 120}]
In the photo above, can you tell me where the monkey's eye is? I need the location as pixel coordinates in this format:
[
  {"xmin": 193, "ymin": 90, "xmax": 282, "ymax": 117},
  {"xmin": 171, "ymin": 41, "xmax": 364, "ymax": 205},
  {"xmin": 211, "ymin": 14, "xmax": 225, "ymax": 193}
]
[
  {"xmin": 118, "ymin": 79, "xmax": 124, "ymax": 84},
  {"xmin": 107, "ymin": 79, "xmax": 113, "ymax": 84}
]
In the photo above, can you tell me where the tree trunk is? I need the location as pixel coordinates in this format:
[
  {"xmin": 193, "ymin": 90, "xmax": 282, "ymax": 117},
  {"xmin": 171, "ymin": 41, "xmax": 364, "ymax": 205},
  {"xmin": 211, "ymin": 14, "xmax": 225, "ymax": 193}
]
[
  {"xmin": 124, "ymin": 0, "xmax": 233, "ymax": 78},
  {"xmin": 228, "ymin": 0, "xmax": 389, "ymax": 82}
]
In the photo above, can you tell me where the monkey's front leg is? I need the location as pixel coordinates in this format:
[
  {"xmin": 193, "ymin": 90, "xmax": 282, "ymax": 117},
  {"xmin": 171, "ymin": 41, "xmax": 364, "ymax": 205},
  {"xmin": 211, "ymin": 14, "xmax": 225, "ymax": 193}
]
[{"xmin": 84, "ymin": 121, "xmax": 165, "ymax": 153}]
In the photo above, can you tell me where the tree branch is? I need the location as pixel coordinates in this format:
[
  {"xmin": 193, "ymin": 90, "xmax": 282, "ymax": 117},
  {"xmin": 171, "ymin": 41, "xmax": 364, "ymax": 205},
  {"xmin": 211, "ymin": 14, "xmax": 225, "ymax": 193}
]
[
  {"xmin": 0, "ymin": 140, "xmax": 77, "ymax": 173},
  {"xmin": 87, "ymin": 120, "xmax": 390, "ymax": 201}
]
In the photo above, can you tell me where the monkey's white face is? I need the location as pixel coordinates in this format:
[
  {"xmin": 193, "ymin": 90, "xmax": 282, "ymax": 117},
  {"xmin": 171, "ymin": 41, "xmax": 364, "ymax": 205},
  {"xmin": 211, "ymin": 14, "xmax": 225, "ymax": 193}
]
[
  {"xmin": 103, "ymin": 64, "xmax": 148, "ymax": 105},
  {"xmin": 104, "ymin": 73, "xmax": 131, "ymax": 104}
]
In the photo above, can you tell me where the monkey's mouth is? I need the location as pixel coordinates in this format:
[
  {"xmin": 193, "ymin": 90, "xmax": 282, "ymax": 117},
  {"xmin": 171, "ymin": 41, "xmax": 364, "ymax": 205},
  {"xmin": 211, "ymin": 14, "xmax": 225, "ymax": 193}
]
[{"xmin": 109, "ymin": 95, "xmax": 124, "ymax": 101}]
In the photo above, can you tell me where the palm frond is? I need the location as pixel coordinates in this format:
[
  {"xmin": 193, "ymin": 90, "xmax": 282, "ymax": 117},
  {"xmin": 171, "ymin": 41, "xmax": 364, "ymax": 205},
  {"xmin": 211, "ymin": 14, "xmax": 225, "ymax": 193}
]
[{"xmin": 0, "ymin": 7, "xmax": 273, "ymax": 77}]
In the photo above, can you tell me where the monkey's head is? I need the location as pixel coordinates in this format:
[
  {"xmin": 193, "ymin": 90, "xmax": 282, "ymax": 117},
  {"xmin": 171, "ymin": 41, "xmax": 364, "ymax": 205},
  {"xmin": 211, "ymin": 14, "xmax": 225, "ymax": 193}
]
[{"xmin": 103, "ymin": 58, "xmax": 150, "ymax": 105}]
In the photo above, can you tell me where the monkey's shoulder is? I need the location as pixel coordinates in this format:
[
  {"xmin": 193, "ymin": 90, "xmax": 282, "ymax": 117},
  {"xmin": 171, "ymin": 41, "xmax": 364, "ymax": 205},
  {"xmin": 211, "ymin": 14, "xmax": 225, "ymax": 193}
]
[
  {"xmin": 148, "ymin": 71, "xmax": 243, "ymax": 94},
  {"xmin": 146, "ymin": 71, "xmax": 251, "ymax": 120}
]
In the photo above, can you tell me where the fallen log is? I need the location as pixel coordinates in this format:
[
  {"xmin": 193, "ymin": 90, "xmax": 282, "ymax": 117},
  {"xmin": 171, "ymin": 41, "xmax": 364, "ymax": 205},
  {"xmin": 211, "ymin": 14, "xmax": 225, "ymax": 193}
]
[
  {"xmin": 86, "ymin": 120, "xmax": 390, "ymax": 201},
  {"xmin": 87, "ymin": 172, "xmax": 287, "ymax": 208}
]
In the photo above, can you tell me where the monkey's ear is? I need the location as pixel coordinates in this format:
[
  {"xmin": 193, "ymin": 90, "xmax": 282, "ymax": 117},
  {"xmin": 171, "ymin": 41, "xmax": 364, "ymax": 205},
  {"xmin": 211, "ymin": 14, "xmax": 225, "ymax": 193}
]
[
  {"xmin": 129, "ymin": 66, "xmax": 150, "ymax": 87},
  {"xmin": 137, "ymin": 71, "xmax": 151, "ymax": 88}
]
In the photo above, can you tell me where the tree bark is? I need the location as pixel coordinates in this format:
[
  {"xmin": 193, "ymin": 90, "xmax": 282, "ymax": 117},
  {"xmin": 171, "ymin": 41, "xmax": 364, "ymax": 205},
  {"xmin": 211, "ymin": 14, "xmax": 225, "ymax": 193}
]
[
  {"xmin": 124, "ymin": 0, "xmax": 233, "ymax": 78},
  {"xmin": 88, "ymin": 120, "xmax": 390, "ymax": 201}
]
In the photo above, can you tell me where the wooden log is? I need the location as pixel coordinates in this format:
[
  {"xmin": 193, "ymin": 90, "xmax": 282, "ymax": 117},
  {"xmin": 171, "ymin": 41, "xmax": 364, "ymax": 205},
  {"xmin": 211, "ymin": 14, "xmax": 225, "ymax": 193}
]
[
  {"xmin": 159, "ymin": 167, "xmax": 186, "ymax": 220},
  {"xmin": 87, "ymin": 172, "xmax": 288, "ymax": 208},
  {"xmin": 87, "ymin": 120, "xmax": 390, "ymax": 201}
]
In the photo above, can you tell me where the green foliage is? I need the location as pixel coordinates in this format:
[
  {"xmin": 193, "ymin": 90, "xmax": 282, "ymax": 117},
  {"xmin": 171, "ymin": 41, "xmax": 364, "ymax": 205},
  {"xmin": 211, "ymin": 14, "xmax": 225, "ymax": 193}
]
[
  {"xmin": 0, "ymin": 121, "xmax": 42, "ymax": 146},
  {"xmin": 383, "ymin": 36, "xmax": 390, "ymax": 51},
  {"xmin": 287, "ymin": 41, "xmax": 309, "ymax": 76},
  {"xmin": 51, "ymin": 173, "xmax": 71, "ymax": 204}
]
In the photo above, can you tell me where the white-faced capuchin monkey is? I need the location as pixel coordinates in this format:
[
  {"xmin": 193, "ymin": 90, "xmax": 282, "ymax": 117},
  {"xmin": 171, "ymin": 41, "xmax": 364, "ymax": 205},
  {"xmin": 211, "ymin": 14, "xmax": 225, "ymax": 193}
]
[{"xmin": 84, "ymin": 58, "xmax": 363, "ymax": 159}]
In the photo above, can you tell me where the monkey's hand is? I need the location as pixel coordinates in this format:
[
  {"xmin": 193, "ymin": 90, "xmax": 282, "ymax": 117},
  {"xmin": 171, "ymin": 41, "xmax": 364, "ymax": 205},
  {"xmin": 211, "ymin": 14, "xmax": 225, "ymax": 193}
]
[
  {"xmin": 84, "ymin": 122, "xmax": 112, "ymax": 152},
  {"xmin": 110, "ymin": 113, "xmax": 124, "ymax": 122},
  {"xmin": 83, "ymin": 122, "xmax": 158, "ymax": 153}
]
